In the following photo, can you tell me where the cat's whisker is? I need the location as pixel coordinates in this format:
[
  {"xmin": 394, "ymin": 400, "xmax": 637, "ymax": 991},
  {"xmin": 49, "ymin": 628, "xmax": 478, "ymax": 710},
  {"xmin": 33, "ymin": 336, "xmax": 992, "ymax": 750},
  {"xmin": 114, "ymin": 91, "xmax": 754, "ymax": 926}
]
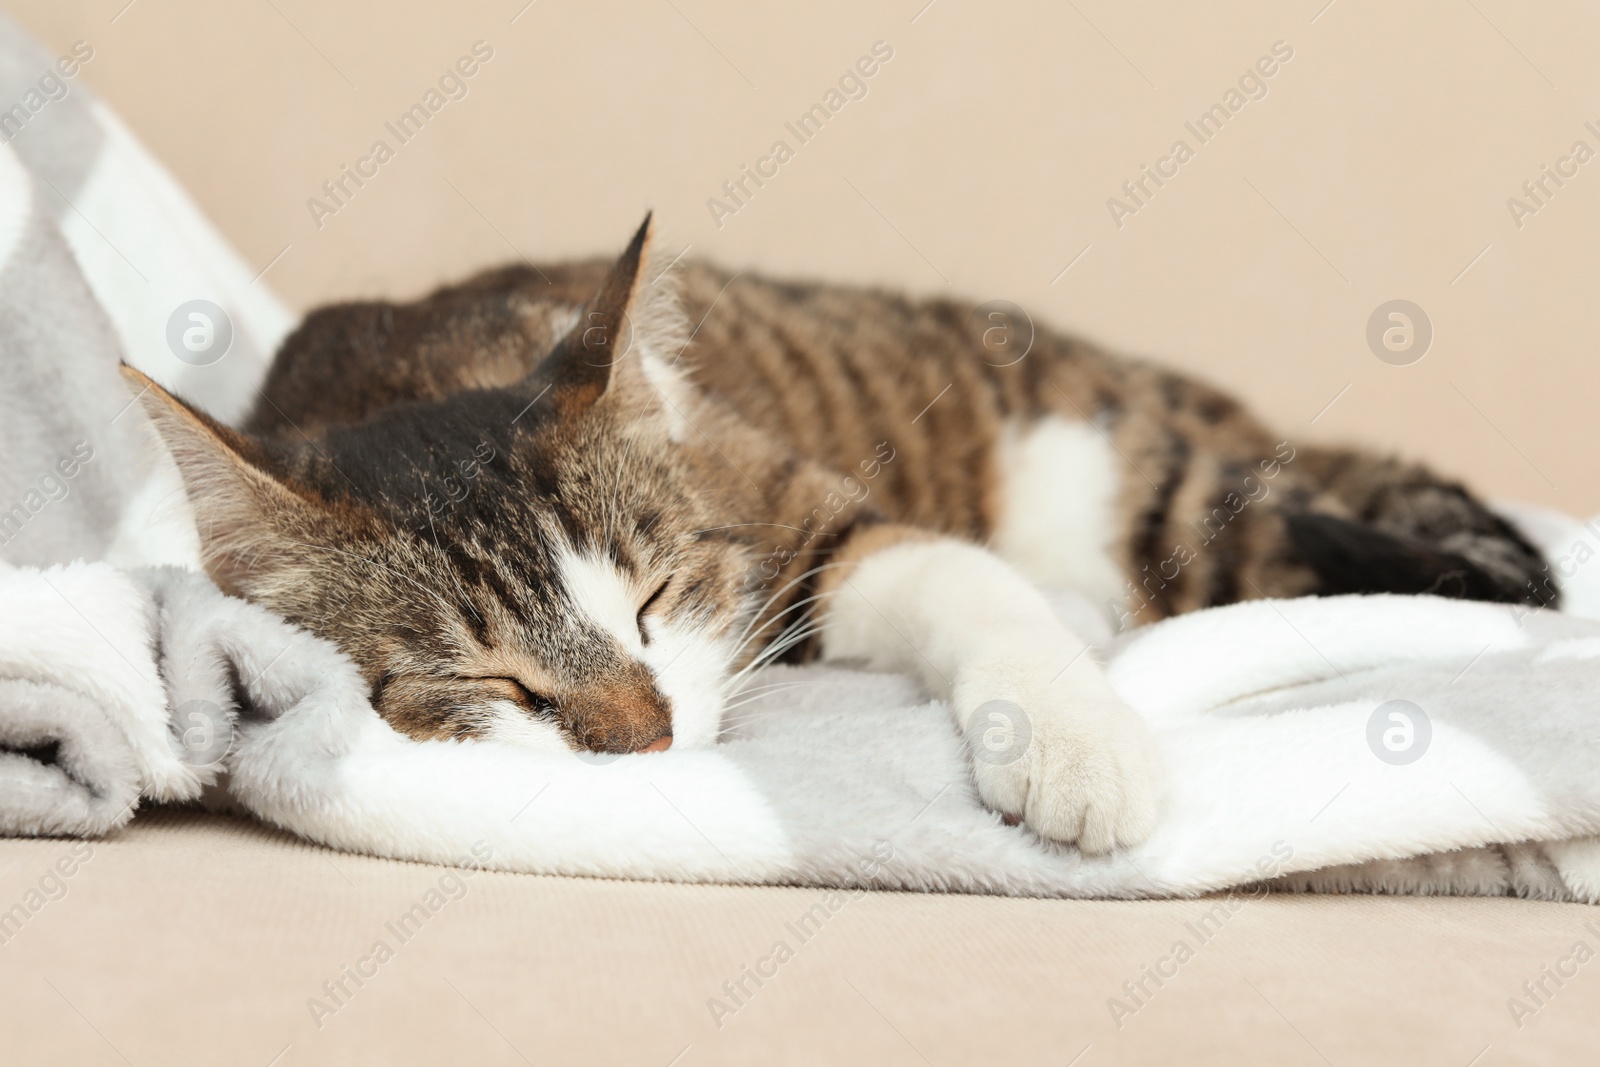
[
  {"xmin": 719, "ymin": 704, "xmax": 794, "ymax": 727},
  {"xmin": 722, "ymin": 622, "xmax": 826, "ymax": 693},
  {"xmin": 725, "ymin": 613, "xmax": 818, "ymax": 688},
  {"xmin": 735, "ymin": 562, "xmax": 835, "ymax": 636},
  {"xmin": 754, "ymin": 619, "xmax": 825, "ymax": 659},
  {"xmin": 724, "ymin": 677, "xmax": 813, "ymax": 698},
  {"xmin": 720, "ymin": 680, "xmax": 827, "ymax": 713},
  {"xmin": 718, "ymin": 688, "xmax": 837, "ymax": 731},
  {"xmin": 725, "ymin": 591, "xmax": 831, "ymax": 665},
  {"xmin": 751, "ymin": 627, "xmax": 825, "ymax": 667},
  {"xmin": 730, "ymin": 561, "xmax": 849, "ymax": 649},
  {"xmin": 720, "ymin": 680, "xmax": 819, "ymax": 708},
  {"xmin": 718, "ymin": 710, "xmax": 788, "ymax": 731}
]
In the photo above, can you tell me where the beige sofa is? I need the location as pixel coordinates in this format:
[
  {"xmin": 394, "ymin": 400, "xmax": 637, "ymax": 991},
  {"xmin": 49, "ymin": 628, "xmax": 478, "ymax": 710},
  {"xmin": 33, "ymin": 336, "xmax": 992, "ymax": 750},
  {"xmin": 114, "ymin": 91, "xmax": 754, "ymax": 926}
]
[
  {"xmin": 4, "ymin": 809, "xmax": 1596, "ymax": 1064},
  {"xmin": 5, "ymin": 1, "xmax": 1599, "ymax": 1062}
]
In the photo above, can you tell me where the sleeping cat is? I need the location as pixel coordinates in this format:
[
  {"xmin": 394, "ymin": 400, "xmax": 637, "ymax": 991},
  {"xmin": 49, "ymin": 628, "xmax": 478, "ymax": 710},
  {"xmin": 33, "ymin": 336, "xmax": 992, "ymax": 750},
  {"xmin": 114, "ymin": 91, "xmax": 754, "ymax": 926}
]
[{"xmin": 127, "ymin": 215, "xmax": 1548, "ymax": 854}]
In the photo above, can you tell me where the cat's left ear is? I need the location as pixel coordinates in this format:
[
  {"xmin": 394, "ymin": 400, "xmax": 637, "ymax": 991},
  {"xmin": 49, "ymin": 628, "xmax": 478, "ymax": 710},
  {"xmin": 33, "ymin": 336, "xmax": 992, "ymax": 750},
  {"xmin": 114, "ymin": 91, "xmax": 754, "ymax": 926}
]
[
  {"xmin": 120, "ymin": 365, "xmax": 327, "ymax": 596},
  {"xmin": 531, "ymin": 212, "xmax": 683, "ymax": 420}
]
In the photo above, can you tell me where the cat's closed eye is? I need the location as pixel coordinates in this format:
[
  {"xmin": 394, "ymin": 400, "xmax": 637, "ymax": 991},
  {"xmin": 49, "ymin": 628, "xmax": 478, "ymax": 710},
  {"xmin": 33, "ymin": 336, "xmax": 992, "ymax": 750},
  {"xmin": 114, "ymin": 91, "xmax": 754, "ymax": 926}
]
[
  {"xmin": 502, "ymin": 678, "xmax": 558, "ymax": 719},
  {"xmin": 637, "ymin": 581, "xmax": 668, "ymax": 644}
]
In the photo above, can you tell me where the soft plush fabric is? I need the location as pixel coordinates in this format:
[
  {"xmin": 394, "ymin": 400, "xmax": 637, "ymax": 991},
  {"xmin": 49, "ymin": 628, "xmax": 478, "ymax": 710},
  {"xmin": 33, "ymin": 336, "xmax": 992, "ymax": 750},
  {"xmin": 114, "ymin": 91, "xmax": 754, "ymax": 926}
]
[{"xmin": 6, "ymin": 560, "xmax": 1600, "ymax": 900}]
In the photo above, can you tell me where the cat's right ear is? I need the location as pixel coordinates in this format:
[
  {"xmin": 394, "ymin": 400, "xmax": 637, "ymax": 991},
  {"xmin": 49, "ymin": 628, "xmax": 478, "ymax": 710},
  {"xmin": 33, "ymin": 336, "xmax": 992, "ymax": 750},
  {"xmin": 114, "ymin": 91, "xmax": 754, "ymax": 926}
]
[
  {"xmin": 122, "ymin": 365, "xmax": 317, "ymax": 594},
  {"xmin": 530, "ymin": 213, "xmax": 653, "ymax": 417}
]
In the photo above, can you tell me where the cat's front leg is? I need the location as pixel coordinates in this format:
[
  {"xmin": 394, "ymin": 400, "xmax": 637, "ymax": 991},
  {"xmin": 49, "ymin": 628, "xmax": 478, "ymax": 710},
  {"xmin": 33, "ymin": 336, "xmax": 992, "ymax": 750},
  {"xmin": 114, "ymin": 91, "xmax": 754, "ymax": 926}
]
[{"xmin": 817, "ymin": 526, "xmax": 1161, "ymax": 853}]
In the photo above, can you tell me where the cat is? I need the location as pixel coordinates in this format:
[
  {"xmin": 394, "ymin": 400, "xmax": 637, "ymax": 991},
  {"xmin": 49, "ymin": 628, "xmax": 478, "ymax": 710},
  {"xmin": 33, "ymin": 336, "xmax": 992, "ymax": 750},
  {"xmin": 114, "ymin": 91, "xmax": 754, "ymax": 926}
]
[{"xmin": 127, "ymin": 214, "xmax": 1548, "ymax": 855}]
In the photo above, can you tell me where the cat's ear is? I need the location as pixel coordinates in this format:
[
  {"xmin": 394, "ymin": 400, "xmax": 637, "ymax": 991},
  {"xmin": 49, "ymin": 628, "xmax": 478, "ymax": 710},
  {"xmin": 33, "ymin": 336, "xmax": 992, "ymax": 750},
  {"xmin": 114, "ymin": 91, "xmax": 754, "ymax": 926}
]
[
  {"xmin": 122, "ymin": 365, "xmax": 319, "ymax": 594},
  {"xmin": 532, "ymin": 212, "xmax": 667, "ymax": 417}
]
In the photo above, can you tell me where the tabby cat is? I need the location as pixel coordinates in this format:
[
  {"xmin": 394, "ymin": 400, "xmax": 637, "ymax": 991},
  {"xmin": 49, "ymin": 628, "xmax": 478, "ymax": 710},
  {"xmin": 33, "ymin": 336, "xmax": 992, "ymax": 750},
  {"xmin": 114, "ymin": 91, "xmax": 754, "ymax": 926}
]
[{"xmin": 128, "ymin": 215, "xmax": 1547, "ymax": 854}]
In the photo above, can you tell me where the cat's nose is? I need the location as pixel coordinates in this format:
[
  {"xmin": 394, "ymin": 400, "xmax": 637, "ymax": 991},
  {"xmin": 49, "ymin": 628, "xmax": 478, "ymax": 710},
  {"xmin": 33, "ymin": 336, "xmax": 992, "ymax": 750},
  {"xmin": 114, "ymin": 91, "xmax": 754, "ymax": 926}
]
[{"xmin": 566, "ymin": 665, "xmax": 674, "ymax": 753}]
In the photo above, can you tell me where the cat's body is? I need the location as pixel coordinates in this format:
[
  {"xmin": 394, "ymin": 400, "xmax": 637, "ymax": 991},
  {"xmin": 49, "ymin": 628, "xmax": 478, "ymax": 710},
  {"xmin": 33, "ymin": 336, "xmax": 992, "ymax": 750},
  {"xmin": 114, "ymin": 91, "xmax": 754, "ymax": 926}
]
[
  {"xmin": 132, "ymin": 217, "xmax": 1549, "ymax": 855},
  {"xmin": 251, "ymin": 254, "xmax": 1547, "ymax": 625}
]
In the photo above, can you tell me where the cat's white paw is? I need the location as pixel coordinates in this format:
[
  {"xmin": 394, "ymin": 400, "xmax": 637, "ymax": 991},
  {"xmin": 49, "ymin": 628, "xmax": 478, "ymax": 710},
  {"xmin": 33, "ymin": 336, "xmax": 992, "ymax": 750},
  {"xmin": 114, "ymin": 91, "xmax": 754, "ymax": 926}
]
[{"xmin": 959, "ymin": 678, "xmax": 1161, "ymax": 855}]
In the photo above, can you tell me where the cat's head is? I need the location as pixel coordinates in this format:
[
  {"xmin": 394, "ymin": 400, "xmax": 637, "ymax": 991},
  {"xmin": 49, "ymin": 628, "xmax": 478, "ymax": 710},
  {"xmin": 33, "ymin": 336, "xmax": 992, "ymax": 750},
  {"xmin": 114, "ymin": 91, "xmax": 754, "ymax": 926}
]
[{"xmin": 129, "ymin": 218, "xmax": 776, "ymax": 754}]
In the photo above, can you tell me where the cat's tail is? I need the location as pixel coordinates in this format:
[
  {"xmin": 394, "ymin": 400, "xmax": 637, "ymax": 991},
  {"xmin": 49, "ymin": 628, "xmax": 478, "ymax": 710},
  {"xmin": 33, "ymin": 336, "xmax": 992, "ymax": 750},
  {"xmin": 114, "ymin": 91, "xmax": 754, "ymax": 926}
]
[{"xmin": 1282, "ymin": 447, "xmax": 1552, "ymax": 607}]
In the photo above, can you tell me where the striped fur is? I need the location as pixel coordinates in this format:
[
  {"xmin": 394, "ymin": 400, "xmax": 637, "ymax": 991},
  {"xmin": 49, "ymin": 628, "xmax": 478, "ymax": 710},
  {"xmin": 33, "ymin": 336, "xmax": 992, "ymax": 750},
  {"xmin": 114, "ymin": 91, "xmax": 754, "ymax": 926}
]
[{"xmin": 137, "ymin": 217, "xmax": 1550, "ymax": 753}]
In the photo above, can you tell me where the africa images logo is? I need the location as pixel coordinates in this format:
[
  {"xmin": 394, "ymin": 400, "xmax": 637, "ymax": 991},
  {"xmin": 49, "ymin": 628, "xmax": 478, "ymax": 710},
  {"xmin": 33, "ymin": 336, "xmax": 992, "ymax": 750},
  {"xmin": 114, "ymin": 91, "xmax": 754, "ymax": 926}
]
[{"xmin": 166, "ymin": 300, "xmax": 234, "ymax": 366}]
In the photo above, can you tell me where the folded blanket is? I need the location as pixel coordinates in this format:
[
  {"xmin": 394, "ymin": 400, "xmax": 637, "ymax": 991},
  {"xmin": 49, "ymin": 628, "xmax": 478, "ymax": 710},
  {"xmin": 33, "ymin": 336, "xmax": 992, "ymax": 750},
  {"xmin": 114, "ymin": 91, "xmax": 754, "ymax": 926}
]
[
  {"xmin": 3, "ymin": 14, "xmax": 1599, "ymax": 901},
  {"xmin": 0, "ymin": 562, "xmax": 172, "ymax": 835},
  {"xmin": 5, "ymin": 561, "xmax": 1600, "ymax": 900}
]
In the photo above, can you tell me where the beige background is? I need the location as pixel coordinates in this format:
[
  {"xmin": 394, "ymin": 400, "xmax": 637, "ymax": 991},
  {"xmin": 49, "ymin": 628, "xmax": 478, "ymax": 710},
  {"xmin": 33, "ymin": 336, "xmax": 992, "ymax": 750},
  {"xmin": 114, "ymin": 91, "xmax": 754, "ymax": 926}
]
[
  {"xmin": 9, "ymin": 0, "xmax": 1600, "ymax": 518},
  {"xmin": 3, "ymin": 810, "xmax": 1598, "ymax": 1067}
]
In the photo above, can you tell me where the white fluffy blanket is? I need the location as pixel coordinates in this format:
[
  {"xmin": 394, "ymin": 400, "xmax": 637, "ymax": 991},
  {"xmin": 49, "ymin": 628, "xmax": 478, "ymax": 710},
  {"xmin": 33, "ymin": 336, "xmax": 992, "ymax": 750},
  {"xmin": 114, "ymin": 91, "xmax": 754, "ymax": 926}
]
[
  {"xmin": 6, "ymin": 562, "xmax": 1600, "ymax": 901},
  {"xmin": 4, "ymin": 13, "xmax": 1600, "ymax": 900}
]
